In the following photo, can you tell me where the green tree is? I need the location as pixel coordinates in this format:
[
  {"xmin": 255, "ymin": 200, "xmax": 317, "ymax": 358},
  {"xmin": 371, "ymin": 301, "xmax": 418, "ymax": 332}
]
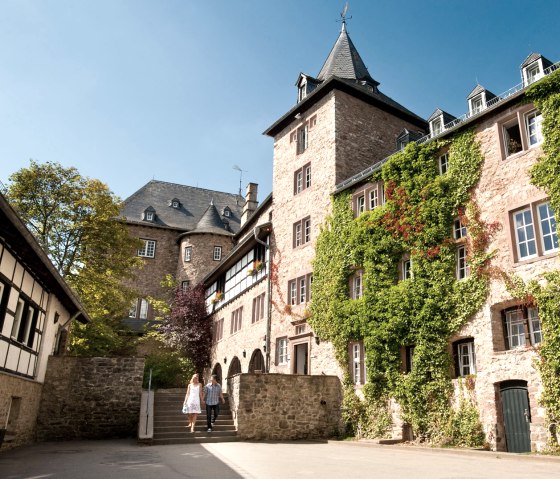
[{"xmin": 7, "ymin": 160, "xmax": 142, "ymax": 355}]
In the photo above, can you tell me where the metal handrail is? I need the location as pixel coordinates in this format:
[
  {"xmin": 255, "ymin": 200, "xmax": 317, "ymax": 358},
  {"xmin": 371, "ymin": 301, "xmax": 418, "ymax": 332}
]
[
  {"xmin": 145, "ymin": 368, "xmax": 152, "ymax": 436},
  {"xmin": 335, "ymin": 60, "xmax": 560, "ymax": 193}
]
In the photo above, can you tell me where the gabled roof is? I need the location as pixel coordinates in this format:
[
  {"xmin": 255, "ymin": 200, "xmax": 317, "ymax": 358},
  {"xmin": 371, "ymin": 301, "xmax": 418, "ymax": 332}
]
[
  {"xmin": 0, "ymin": 193, "xmax": 90, "ymax": 323},
  {"xmin": 467, "ymin": 84, "xmax": 497, "ymax": 102},
  {"xmin": 317, "ymin": 23, "xmax": 379, "ymax": 86},
  {"xmin": 521, "ymin": 52, "xmax": 553, "ymax": 69},
  {"xmin": 122, "ymin": 180, "xmax": 244, "ymax": 233},
  {"xmin": 428, "ymin": 108, "xmax": 457, "ymax": 124}
]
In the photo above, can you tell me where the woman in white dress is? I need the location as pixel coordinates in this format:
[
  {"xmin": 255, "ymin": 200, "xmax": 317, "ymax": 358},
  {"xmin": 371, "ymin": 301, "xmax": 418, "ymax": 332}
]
[{"xmin": 183, "ymin": 373, "xmax": 204, "ymax": 432}]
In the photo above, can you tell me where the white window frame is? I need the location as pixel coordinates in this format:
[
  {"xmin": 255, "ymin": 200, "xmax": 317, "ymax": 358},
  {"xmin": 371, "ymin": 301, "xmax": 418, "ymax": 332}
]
[
  {"xmin": 289, "ymin": 280, "xmax": 297, "ymax": 306},
  {"xmin": 304, "ymin": 218, "xmax": 311, "ymax": 244},
  {"xmin": 129, "ymin": 300, "xmax": 138, "ymax": 318},
  {"xmin": 297, "ymin": 124, "xmax": 309, "ymax": 154},
  {"xmin": 537, "ymin": 202, "xmax": 558, "ymax": 254},
  {"xmin": 294, "ymin": 222, "xmax": 302, "ymax": 247},
  {"xmin": 503, "ymin": 119, "xmax": 523, "ymax": 157},
  {"xmin": 181, "ymin": 280, "xmax": 190, "ymax": 292},
  {"xmin": 525, "ymin": 110, "xmax": 544, "ymax": 147},
  {"xmin": 525, "ymin": 62, "xmax": 542, "ymax": 86},
  {"xmin": 505, "ymin": 309, "xmax": 526, "ymax": 349},
  {"xmin": 352, "ymin": 272, "xmax": 363, "ymax": 299},
  {"xmin": 352, "ymin": 343, "xmax": 361, "ymax": 385},
  {"xmin": 454, "ymin": 218, "xmax": 467, "ymax": 240},
  {"xmin": 172, "ymin": 201, "xmax": 179, "ymax": 208},
  {"xmin": 456, "ymin": 245, "xmax": 468, "ymax": 280},
  {"xmin": 431, "ymin": 118, "xmax": 443, "ymax": 136},
  {"xmin": 145, "ymin": 212, "xmax": 154, "ymax": 221},
  {"xmin": 381, "ymin": 184, "xmax": 386, "ymax": 205},
  {"xmin": 184, "ymin": 246, "xmax": 192, "ymax": 262},
  {"xmin": 296, "ymin": 171, "xmax": 303, "ymax": 194},
  {"xmin": 231, "ymin": 307, "xmax": 243, "ymax": 334},
  {"xmin": 213, "ymin": 246, "xmax": 222, "ymax": 261},
  {"xmin": 11, "ymin": 299, "xmax": 24, "ymax": 339},
  {"xmin": 277, "ymin": 337, "xmax": 288, "ymax": 365},
  {"xmin": 402, "ymin": 259, "xmax": 412, "ymax": 280},
  {"xmin": 357, "ymin": 195, "xmax": 365, "ymax": 215},
  {"xmin": 469, "ymin": 95, "xmax": 484, "ymax": 115},
  {"xmin": 299, "ymin": 277, "xmax": 306, "ymax": 304},
  {"xmin": 527, "ymin": 307, "xmax": 542, "ymax": 345},
  {"xmin": 513, "ymin": 208, "xmax": 538, "ymax": 260},
  {"xmin": 139, "ymin": 299, "xmax": 149, "ymax": 320},
  {"xmin": 138, "ymin": 239, "xmax": 156, "ymax": 258},
  {"xmin": 457, "ymin": 340, "xmax": 476, "ymax": 376},
  {"xmin": 369, "ymin": 189, "xmax": 378, "ymax": 209},
  {"xmin": 438, "ymin": 153, "xmax": 448, "ymax": 175},
  {"xmin": 305, "ymin": 164, "xmax": 311, "ymax": 189}
]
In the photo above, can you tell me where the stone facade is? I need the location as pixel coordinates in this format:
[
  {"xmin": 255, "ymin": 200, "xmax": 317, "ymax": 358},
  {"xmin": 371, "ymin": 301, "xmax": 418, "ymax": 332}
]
[
  {"xmin": 227, "ymin": 373, "xmax": 342, "ymax": 440},
  {"xmin": 36, "ymin": 356, "xmax": 145, "ymax": 441}
]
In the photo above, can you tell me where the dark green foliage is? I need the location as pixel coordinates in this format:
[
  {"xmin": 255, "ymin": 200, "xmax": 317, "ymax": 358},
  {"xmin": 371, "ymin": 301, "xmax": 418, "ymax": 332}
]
[
  {"xmin": 143, "ymin": 349, "xmax": 194, "ymax": 389},
  {"xmin": 311, "ymin": 131, "xmax": 488, "ymax": 443}
]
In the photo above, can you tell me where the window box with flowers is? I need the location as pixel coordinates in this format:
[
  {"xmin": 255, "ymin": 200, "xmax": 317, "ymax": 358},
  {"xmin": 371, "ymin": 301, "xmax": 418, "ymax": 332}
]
[
  {"xmin": 211, "ymin": 292, "xmax": 224, "ymax": 304},
  {"xmin": 247, "ymin": 260, "xmax": 264, "ymax": 277}
]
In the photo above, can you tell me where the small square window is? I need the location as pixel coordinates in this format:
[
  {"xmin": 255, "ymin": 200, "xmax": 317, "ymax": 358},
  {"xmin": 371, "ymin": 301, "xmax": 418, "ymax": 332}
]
[
  {"xmin": 146, "ymin": 212, "xmax": 154, "ymax": 221},
  {"xmin": 213, "ymin": 246, "xmax": 222, "ymax": 261},
  {"xmin": 454, "ymin": 218, "xmax": 467, "ymax": 240},
  {"xmin": 138, "ymin": 239, "xmax": 156, "ymax": 258},
  {"xmin": 184, "ymin": 246, "xmax": 193, "ymax": 262}
]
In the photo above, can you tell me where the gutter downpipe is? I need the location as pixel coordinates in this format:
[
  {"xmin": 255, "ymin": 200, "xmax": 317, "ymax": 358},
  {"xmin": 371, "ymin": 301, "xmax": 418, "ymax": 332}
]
[{"xmin": 253, "ymin": 226, "xmax": 272, "ymax": 373}]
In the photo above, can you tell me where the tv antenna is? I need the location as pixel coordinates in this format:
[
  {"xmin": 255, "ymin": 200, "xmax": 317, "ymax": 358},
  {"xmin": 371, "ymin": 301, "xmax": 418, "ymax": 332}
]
[
  {"xmin": 233, "ymin": 164, "xmax": 247, "ymax": 197},
  {"xmin": 338, "ymin": 2, "xmax": 351, "ymax": 29}
]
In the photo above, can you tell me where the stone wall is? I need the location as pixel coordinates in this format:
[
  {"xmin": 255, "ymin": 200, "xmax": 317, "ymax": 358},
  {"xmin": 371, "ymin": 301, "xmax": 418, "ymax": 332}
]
[
  {"xmin": 227, "ymin": 373, "xmax": 342, "ymax": 440},
  {"xmin": 36, "ymin": 356, "xmax": 145, "ymax": 441},
  {"xmin": 0, "ymin": 373, "xmax": 42, "ymax": 450}
]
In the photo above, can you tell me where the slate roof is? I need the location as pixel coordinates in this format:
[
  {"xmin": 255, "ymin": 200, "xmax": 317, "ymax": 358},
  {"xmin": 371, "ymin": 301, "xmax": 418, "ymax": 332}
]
[
  {"xmin": 122, "ymin": 180, "xmax": 244, "ymax": 233},
  {"xmin": 428, "ymin": 108, "xmax": 457, "ymax": 124},
  {"xmin": 188, "ymin": 202, "xmax": 234, "ymax": 236},
  {"xmin": 521, "ymin": 52, "xmax": 553, "ymax": 69},
  {"xmin": 317, "ymin": 23, "xmax": 379, "ymax": 86}
]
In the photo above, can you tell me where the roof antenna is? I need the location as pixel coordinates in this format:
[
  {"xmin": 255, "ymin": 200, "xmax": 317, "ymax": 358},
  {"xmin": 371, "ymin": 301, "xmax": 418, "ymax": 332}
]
[
  {"xmin": 337, "ymin": 2, "xmax": 351, "ymax": 31},
  {"xmin": 233, "ymin": 164, "xmax": 247, "ymax": 197}
]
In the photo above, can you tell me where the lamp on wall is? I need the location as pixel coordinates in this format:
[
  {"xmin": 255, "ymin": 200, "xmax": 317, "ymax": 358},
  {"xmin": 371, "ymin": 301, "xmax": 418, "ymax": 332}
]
[
  {"xmin": 223, "ymin": 357, "xmax": 227, "ymax": 364},
  {"xmin": 242, "ymin": 349, "xmax": 246, "ymax": 358},
  {"xmin": 315, "ymin": 336, "xmax": 320, "ymax": 345}
]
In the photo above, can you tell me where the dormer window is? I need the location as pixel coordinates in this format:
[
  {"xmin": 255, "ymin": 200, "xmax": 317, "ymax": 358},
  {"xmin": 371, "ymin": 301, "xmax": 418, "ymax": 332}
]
[
  {"xmin": 223, "ymin": 206, "xmax": 231, "ymax": 217},
  {"xmin": 470, "ymin": 95, "xmax": 484, "ymax": 115},
  {"xmin": 143, "ymin": 207, "xmax": 156, "ymax": 222},
  {"xmin": 298, "ymin": 82, "xmax": 307, "ymax": 102},
  {"xmin": 521, "ymin": 53, "xmax": 553, "ymax": 87},
  {"xmin": 525, "ymin": 62, "xmax": 542, "ymax": 86},
  {"xmin": 168, "ymin": 198, "xmax": 180, "ymax": 209},
  {"xmin": 431, "ymin": 118, "xmax": 443, "ymax": 136}
]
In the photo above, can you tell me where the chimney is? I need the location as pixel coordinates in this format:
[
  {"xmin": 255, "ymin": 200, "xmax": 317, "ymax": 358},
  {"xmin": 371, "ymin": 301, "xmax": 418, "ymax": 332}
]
[{"xmin": 241, "ymin": 182, "xmax": 258, "ymax": 226}]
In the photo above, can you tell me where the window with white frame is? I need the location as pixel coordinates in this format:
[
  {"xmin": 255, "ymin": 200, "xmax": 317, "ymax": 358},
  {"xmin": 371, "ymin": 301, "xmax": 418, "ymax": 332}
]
[
  {"xmin": 404, "ymin": 345, "xmax": 415, "ymax": 373},
  {"xmin": 525, "ymin": 111, "xmax": 543, "ymax": 147},
  {"xmin": 305, "ymin": 164, "xmax": 311, "ymax": 189},
  {"xmin": 293, "ymin": 217, "xmax": 311, "ymax": 247},
  {"xmin": 401, "ymin": 258, "xmax": 412, "ymax": 280},
  {"xmin": 172, "ymin": 201, "xmax": 179, "ymax": 208},
  {"xmin": 129, "ymin": 300, "xmax": 137, "ymax": 318},
  {"xmin": 357, "ymin": 195, "xmax": 365, "ymax": 215},
  {"xmin": 288, "ymin": 274, "xmax": 312, "ymax": 306},
  {"xmin": 181, "ymin": 280, "xmax": 190, "ymax": 292},
  {"xmin": 525, "ymin": 63, "xmax": 542, "ymax": 85},
  {"xmin": 349, "ymin": 341, "xmax": 365, "ymax": 385},
  {"xmin": 277, "ymin": 337, "xmax": 288, "ymax": 365},
  {"xmin": 146, "ymin": 212, "xmax": 154, "ymax": 221},
  {"xmin": 431, "ymin": 118, "xmax": 443, "ymax": 136},
  {"xmin": 381, "ymin": 184, "xmax": 386, "ymax": 205},
  {"xmin": 230, "ymin": 306, "xmax": 243, "ymax": 334},
  {"xmin": 369, "ymin": 189, "xmax": 378, "ymax": 209},
  {"xmin": 11, "ymin": 297, "xmax": 38, "ymax": 347},
  {"xmin": 294, "ymin": 162, "xmax": 311, "ymax": 195},
  {"xmin": 503, "ymin": 306, "xmax": 542, "ymax": 349},
  {"xmin": 438, "ymin": 153, "xmax": 449, "ymax": 174},
  {"xmin": 537, "ymin": 202, "xmax": 558, "ymax": 253},
  {"xmin": 351, "ymin": 271, "xmax": 363, "ymax": 299},
  {"xmin": 470, "ymin": 95, "xmax": 484, "ymax": 115},
  {"xmin": 513, "ymin": 208, "xmax": 537, "ymax": 260},
  {"xmin": 454, "ymin": 218, "xmax": 467, "ymax": 240},
  {"xmin": 184, "ymin": 246, "xmax": 192, "ymax": 262},
  {"xmin": 139, "ymin": 299, "xmax": 149, "ymax": 319},
  {"xmin": 503, "ymin": 119, "xmax": 523, "ymax": 157},
  {"xmin": 138, "ymin": 239, "xmax": 156, "ymax": 258},
  {"xmin": 456, "ymin": 245, "xmax": 469, "ymax": 280},
  {"xmin": 213, "ymin": 246, "xmax": 222, "ymax": 261},
  {"xmin": 454, "ymin": 339, "xmax": 476, "ymax": 376}
]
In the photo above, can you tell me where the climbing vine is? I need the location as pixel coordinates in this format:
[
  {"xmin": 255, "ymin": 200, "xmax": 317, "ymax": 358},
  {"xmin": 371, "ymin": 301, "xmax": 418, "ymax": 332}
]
[
  {"xmin": 501, "ymin": 70, "xmax": 560, "ymax": 451},
  {"xmin": 310, "ymin": 130, "xmax": 492, "ymax": 444}
]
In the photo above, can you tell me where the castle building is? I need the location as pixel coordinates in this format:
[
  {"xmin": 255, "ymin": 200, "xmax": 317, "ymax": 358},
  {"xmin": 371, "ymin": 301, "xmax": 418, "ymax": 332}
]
[{"xmin": 122, "ymin": 22, "xmax": 559, "ymax": 452}]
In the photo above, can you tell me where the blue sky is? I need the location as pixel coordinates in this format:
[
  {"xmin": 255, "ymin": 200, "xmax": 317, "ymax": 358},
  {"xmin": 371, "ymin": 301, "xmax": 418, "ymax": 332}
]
[{"xmin": 1, "ymin": 0, "xmax": 559, "ymax": 201}]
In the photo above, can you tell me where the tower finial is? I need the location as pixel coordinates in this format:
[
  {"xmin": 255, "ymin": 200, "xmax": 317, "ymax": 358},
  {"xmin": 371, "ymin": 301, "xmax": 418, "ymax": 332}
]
[{"xmin": 339, "ymin": 2, "xmax": 351, "ymax": 31}]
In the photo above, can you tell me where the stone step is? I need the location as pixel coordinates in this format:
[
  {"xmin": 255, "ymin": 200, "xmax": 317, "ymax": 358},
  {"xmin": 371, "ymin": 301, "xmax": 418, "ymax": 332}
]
[
  {"xmin": 154, "ymin": 430, "xmax": 237, "ymax": 439},
  {"xmin": 152, "ymin": 435, "xmax": 239, "ymax": 445},
  {"xmin": 154, "ymin": 413, "xmax": 233, "ymax": 420},
  {"xmin": 154, "ymin": 424, "xmax": 235, "ymax": 433},
  {"xmin": 155, "ymin": 418, "xmax": 234, "ymax": 426}
]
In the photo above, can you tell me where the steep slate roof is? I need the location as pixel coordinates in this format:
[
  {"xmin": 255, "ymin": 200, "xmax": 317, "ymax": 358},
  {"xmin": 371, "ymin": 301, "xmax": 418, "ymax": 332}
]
[
  {"xmin": 188, "ymin": 202, "xmax": 234, "ymax": 236},
  {"xmin": 467, "ymin": 84, "xmax": 497, "ymax": 102},
  {"xmin": 521, "ymin": 52, "xmax": 553, "ymax": 69},
  {"xmin": 428, "ymin": 108, "xmax": 457, "ymax": 124},
  {"xmin": 317, "ymin": 23, "xmax": 379, "ymax": 86},
  {"xmin": 122, "ymin": 180, "xmax": 244, "ymax": 233}
]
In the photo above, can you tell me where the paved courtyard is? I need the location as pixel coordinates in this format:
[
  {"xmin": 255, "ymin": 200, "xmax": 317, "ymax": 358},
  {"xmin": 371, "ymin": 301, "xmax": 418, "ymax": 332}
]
[{"xmin": 2, "ymin": 439, "xmax": 560, "ymax": 479}]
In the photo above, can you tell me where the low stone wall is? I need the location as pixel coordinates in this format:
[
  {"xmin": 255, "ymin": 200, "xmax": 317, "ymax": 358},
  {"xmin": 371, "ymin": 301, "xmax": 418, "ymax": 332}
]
[
  {"xmin": 227, "ymin": 373, "xmax": 342, "ymax": 440},
  {"xmin": 36, "ymin": 356, "xmax": 145, "ymax": 441},
  {"xmin": 0, "ymin": 373, "xmax": 43, "ymax": 450}
]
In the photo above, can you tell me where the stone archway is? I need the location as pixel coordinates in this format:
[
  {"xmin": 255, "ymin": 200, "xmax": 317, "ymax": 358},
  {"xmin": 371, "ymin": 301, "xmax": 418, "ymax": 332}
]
[
  {"xmin": 249, "ymin": 349, "xmax": 265, "ymax": 372},
  {"xmin": 227, "ymin": 356, "xmax": 241, "ymax": 377},
  {"xmin": 211, "ymin": 363, "xmax": 223, "ymax": 383}
]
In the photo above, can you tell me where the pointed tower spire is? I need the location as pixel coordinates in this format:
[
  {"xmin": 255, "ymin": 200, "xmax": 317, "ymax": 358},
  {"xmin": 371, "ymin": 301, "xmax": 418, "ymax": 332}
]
[{"xmin": 317, "ymin": 18, "xmax": 379, "ymax": 86}]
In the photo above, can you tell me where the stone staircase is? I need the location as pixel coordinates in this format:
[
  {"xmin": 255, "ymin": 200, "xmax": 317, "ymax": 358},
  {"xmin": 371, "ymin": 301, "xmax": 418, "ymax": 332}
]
[{"xmin": 152, "ymin": 388, "xmax": 238, "ymax": 445}]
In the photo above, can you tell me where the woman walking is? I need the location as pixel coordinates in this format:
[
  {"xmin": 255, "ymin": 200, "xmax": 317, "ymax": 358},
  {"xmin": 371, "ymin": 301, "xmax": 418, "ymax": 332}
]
[{"xmin": 183, "ymin": 373, "xmax": 204, "ymax": 432}]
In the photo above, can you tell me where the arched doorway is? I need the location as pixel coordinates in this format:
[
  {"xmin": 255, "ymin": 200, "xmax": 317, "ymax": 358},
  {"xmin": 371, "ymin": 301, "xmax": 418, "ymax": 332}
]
[
  {"xmin": 227, "ymin": 356, "xmax": 241, "ymax": 377},
  {"xmin": 212, "ymin": 363, "xmax": 223, "ymax": 384},
  {"xmin": 249, "ymin": 349, "xmax": 265, "ymax": 372}
]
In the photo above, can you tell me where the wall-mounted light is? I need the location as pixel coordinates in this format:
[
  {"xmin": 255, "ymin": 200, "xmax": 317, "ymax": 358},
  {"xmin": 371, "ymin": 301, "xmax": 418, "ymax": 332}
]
[
  {"xmin": 223, "ymin": 357, "xmax": 227, "ymax": 364},
  {"xmin": 242, "ymin": 349, "xmax": 246, "ymax": 358},
  {"xmin": 315, "ymin": 336, "xmax": 320, "ymax": 345}
]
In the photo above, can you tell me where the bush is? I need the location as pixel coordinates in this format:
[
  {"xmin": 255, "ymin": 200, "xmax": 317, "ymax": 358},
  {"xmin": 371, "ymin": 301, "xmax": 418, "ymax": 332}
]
[{"xmin": 143, "ymin": 350, "xmax": 194, "ymax": 389}]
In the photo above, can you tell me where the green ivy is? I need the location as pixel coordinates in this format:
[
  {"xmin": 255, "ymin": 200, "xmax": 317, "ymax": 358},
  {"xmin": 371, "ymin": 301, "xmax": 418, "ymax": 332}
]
[
  {"xmin": 310, "ymin": 131, "xmax": 489, "ymax": 444},
  {"xmin": 503, "ymin": 69, "xmax": 560, "ymax": 451}
]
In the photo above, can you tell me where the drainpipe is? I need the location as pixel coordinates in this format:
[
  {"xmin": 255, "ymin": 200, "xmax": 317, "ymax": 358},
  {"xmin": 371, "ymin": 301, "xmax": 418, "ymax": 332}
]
[{"xmin": 253, "ymin": 225, "xmax": 272, "ymax": 372}]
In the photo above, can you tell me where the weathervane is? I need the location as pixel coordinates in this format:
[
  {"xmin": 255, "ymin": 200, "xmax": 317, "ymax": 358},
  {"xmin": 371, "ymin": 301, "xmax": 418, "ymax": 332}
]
[
  {"xmin": 338, "ymin": 2, "xmax": 351, "ymax": 29},
  {"xmin": 233, "ymin": 164, "xmax": 247, "ymax": 197}
]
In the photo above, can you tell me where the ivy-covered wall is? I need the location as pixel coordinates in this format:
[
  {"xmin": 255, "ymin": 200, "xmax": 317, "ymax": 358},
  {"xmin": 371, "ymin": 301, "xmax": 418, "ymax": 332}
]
[{"xmin": 310, "ymin": 69, "xmax": 560, "ymax": 449}]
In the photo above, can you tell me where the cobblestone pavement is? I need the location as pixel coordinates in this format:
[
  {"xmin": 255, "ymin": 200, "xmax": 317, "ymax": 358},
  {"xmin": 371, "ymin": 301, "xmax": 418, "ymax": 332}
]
[{"xmin": 2, "ymin": 439, "xmax": 560, "ymax": 479}]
